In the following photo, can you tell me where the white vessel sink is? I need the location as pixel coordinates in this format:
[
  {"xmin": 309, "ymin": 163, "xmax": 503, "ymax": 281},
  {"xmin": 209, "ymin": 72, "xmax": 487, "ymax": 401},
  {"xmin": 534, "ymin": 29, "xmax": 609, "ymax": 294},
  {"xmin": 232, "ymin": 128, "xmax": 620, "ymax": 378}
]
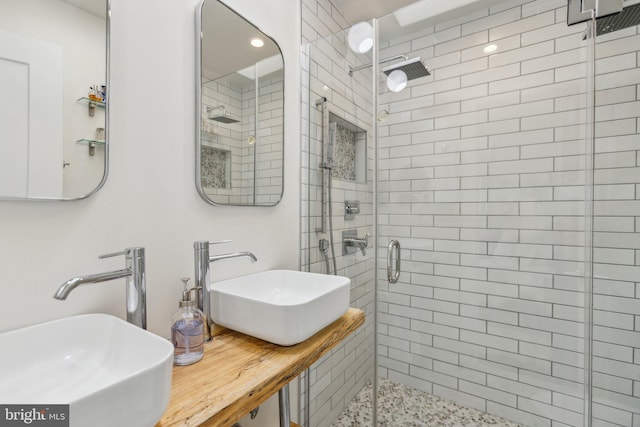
[
  {"xmin": 0, "ymin": 314, "xmax": 174, "ymax": 427},
  {"xmin": 210, "ymin": 269, "xmax": 350, "ymax": 346}
]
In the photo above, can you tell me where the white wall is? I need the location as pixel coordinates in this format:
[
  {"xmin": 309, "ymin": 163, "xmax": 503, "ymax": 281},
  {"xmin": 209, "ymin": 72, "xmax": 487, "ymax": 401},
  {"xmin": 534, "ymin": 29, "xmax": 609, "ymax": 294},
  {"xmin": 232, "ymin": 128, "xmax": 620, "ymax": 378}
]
[{"xmin": 0, "ymin": 0, "xmax": 300, "ymax": 425}]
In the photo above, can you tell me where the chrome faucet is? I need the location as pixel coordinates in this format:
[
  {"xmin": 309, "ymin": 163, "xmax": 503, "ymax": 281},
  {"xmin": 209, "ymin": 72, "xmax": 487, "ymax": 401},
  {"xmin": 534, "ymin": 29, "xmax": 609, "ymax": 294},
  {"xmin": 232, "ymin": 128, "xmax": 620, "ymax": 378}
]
[
  {"xmin": 54, "ymin": 247, "xmax": 147, "ymax": 329},
  {"xmin": 343, "ymin": 232, "xmax": 369, "ymax": 256},
  {"xmin": 194, "ymin": 241, "xmax": 257, "ymax": 341}
]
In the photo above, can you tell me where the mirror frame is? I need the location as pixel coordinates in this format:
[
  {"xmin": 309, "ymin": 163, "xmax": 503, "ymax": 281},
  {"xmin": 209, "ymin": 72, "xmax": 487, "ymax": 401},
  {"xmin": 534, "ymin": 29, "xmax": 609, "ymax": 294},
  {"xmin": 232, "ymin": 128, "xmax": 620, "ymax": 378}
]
[
  {"xmin": 195, "ymin": 0, "xmax": 284, "ymax": 207},
  {"xmin": 0, "ymin": 0, "xmax": 111, "ymax": 202}
]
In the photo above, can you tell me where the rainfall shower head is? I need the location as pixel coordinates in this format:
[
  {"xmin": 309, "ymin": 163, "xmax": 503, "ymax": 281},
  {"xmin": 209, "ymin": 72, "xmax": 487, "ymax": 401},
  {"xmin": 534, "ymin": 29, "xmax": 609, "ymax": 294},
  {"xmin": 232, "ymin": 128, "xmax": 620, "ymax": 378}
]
[
  {"xmin": 348, "ymin": 54, "xmax": 431, "ymax": 92},
  {"xmin": 382, "ymin": 57, "xmax": 431, "ymax": 81},
  {"xmin": 206, "ymin": 105, "xmax": 239, "ymax": 123},
  {"xmin": 595, "ymin": 2, "xmax": 640, "ymax": 36},
  {"xmin": 348, "ymin": 54, "xmax": 432, "ymax": 80}
]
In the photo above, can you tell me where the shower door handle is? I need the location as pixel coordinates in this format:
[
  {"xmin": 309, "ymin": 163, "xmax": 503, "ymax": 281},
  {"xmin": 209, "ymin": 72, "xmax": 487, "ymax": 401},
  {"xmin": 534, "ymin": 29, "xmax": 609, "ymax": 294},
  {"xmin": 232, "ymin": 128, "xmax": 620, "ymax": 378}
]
[{"xmin": 387, "ymin": 240, "xmax": 401, "ymax": 284}]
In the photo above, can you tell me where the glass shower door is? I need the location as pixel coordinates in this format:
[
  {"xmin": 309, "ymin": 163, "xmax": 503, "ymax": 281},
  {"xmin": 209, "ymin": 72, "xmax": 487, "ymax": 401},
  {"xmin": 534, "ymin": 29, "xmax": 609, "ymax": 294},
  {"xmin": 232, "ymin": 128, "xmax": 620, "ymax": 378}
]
[
  {"xmin": 301, "ymin": 25, "xmax": 377, "ymax": 427},
  {"xmin": 375, "ymin": 0, "xmax": 591, "ymax": 425},
  {"xmin": 589, "ymin": 9, "xmax": 640, "ymax": 426},
  {"xmin": 300, "ymin": 0, "xmax": 639, "ymax": 425}
]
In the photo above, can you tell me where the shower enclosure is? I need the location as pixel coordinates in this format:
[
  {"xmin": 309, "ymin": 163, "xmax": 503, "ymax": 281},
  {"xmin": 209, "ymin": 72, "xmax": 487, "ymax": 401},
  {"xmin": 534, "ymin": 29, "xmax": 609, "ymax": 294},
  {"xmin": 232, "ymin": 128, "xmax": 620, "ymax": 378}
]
[{"xmin": 300, "ymin": 0, "xmax": 640, "ymax": 426}]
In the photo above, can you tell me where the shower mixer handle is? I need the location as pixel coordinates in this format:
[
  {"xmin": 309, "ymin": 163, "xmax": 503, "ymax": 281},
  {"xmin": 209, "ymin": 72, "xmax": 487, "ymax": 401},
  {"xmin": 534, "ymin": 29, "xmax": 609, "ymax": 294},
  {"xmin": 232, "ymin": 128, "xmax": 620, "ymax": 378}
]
[
  {"xmin": 345, "ymin": 200, "xmax": 360, "ymax": 220},
  {"xmin": 208, "ymin": 240, "xmax": 232, "ymax": 245},
  {"xmin": 356, "ymin": 234, "xmax": 369, "ymax": 247},
  {"xmin": 342, "ymin": 231, "xmax": 369, "ymax": 256}
]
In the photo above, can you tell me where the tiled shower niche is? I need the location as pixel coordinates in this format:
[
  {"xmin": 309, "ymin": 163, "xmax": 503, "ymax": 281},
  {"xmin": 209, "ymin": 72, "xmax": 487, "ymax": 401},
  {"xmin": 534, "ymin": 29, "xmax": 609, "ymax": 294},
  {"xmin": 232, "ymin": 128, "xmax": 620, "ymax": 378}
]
[
  {"xmin": 329, "ymin": 113, "xmax": 367, "ymax": 183},
  {"xmin": 200, "ymin": 141, "xmax": 230, "ymax": 189}
]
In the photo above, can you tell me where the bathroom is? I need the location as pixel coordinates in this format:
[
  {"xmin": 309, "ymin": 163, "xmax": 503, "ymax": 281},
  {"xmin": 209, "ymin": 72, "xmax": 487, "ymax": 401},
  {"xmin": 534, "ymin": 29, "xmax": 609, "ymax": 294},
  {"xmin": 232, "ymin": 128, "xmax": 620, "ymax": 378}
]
[{"xmin": 0, "ymin": 0, "xmax": 638, "ymax": 426}]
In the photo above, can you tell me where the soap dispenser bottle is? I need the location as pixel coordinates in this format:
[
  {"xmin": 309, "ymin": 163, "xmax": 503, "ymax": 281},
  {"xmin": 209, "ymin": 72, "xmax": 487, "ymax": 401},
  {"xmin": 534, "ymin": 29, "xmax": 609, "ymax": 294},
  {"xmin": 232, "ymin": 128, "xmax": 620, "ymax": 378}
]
[{"xmin": 171, "ymin": 278, "xmax": 204, "ymax": 365}]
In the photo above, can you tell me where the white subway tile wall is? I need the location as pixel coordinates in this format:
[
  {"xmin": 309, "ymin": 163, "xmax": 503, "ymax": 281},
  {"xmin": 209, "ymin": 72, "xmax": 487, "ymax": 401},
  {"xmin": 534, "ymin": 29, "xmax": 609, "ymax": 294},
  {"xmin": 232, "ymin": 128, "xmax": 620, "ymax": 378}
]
[{"xmin": 376, "ymin": 1, "xmax": 640, "ymax": 427}]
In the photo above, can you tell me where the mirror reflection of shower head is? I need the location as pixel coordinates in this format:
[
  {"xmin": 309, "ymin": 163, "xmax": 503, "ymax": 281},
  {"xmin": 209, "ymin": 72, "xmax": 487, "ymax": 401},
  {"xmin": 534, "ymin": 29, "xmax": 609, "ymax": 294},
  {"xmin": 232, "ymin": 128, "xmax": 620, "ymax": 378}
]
[{"xmin": 206, "ymin": 105, "xmax": 240, "ymax": 123}]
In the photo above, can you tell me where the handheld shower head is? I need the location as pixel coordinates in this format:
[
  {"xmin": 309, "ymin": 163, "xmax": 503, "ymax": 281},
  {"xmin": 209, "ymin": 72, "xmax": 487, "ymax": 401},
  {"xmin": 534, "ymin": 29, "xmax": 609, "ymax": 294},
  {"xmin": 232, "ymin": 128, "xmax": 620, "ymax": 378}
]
[{"xmin": 382, "ymin": 57, "xmax": 431, "ymax": 81}]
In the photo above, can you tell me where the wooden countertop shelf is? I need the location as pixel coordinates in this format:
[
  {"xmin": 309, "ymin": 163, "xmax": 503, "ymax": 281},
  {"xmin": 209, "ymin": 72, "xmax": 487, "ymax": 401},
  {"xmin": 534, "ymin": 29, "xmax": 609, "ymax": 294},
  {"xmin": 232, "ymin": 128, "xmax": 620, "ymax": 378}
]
[{"xmin": 157, "ymin": 307, "xmax": 365, "ymax": 427}]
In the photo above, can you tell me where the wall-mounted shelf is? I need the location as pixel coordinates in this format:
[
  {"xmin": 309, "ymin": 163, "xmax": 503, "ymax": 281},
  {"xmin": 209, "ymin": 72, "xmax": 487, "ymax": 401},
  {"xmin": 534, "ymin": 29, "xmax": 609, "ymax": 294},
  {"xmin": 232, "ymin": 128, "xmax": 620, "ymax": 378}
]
[
  {"xmin": 77, "ymin": 97, "xmax": 106, "ymax": 117},
  {"xmin": 76, "ymin": 138, "xmax": 105, "ymax": 156},
  {"xmin": 156, "ymin": 308, "xmax": 364, "ymax": 427}
]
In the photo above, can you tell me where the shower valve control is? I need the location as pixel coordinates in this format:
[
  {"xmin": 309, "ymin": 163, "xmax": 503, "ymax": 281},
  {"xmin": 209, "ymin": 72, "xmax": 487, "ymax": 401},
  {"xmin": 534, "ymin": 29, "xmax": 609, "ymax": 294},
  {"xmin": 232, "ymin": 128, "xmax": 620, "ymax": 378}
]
[
  {"xmin": 345, "ymin": 200, "xmax": 360, "ymax": 220},
  {"xmin": 343, "ymin": 229, "xmax": 369, "ymax": 256}
]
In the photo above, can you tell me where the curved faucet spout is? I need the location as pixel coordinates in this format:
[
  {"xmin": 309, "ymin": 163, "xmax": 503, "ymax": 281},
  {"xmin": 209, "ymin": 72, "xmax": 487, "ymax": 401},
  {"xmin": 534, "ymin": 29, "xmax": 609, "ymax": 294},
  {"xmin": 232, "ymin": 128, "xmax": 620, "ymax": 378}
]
[
  {"xmin": 54, "ymin": 268, "xmax": 132, "ymax": 300},
  {"xmin": 52, "ymin": 247, "xmax": 147, "ymax": 329},
  {"xmin": 209, "ymin": 251, "xmax": 257, "ymax": 263}
]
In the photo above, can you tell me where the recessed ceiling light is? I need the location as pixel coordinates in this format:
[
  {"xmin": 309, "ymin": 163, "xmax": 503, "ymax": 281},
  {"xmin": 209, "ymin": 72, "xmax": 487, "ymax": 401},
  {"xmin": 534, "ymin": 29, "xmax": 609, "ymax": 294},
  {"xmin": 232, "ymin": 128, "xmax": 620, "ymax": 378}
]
[
  {"xmin": 250, "ymin": 38, "xmax": 264, "ymax": 48},
  {"xmin": 483, "ymin": 44, "xmax": 498, "ymax": 53}
]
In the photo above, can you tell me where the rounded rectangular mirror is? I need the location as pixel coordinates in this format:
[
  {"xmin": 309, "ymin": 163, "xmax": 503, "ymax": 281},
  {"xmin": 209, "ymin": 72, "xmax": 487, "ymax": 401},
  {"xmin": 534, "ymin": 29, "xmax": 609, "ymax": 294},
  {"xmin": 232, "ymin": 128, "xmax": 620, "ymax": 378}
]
[
  {"xmin": 196, "ymin": 0, "xmax": 284, "ymax": 206},
  {"xmin": 0, "ymin": 0, "xmax": 109, "ymax": 201}
]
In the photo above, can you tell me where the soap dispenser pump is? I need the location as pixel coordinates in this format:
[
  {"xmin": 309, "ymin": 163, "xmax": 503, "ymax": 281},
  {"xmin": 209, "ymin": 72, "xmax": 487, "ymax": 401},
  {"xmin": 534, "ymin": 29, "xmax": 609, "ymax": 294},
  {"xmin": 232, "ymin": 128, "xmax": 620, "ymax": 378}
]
[{"xmin": 171, "ymin": 278, "xmax": 205, "ymax": 365}]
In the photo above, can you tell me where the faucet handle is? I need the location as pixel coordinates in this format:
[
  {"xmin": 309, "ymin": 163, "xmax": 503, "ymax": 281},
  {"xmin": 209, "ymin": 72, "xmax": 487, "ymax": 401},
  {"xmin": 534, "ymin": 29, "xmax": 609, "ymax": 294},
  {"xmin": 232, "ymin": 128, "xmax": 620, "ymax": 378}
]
[
  {"xmin": 195, "ymin": 240, "xmax": 232, "ymax": 249},
  {"xmin": 98, "ymin": 247, "xmax": 145, "ymax": 259},
  {"xmin": 99, "ymin": 250, "xmax": 127, "ymax": 259}
]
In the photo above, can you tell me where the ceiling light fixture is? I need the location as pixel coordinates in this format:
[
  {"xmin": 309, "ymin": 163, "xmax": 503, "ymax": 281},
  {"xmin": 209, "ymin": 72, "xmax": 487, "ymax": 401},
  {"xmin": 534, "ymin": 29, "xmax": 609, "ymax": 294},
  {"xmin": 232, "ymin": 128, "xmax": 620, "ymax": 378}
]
[
  {"xmin": 250, "ymin": 38, "xmax": 264, "ymax": 48},
  {"xmin": 347, "ymin": 22, "xmax": 373, "ymax": 54}
]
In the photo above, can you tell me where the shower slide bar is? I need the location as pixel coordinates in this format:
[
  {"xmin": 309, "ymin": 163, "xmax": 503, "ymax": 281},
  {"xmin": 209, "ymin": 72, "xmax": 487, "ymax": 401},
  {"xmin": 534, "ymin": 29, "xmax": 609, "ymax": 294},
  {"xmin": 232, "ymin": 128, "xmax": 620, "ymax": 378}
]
[{"xmin": 315, "ymin": 96, "xmax": 330, "ymax": 234}]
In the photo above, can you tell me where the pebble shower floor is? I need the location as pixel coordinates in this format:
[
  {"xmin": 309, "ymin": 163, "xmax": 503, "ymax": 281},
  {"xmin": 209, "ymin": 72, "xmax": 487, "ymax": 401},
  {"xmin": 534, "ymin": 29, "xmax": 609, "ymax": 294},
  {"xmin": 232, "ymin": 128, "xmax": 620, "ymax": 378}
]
[{"xmin": 331, "ymin": 379, "xmax": 522, "ymax": 427}]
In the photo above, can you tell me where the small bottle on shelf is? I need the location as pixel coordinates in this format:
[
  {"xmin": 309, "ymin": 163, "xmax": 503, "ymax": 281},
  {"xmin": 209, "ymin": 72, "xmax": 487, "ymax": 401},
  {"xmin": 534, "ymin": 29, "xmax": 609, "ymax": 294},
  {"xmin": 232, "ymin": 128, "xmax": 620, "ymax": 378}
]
[{"xmin": 88, "ymin": 85, "xmax": 100, "ymax": 102}]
